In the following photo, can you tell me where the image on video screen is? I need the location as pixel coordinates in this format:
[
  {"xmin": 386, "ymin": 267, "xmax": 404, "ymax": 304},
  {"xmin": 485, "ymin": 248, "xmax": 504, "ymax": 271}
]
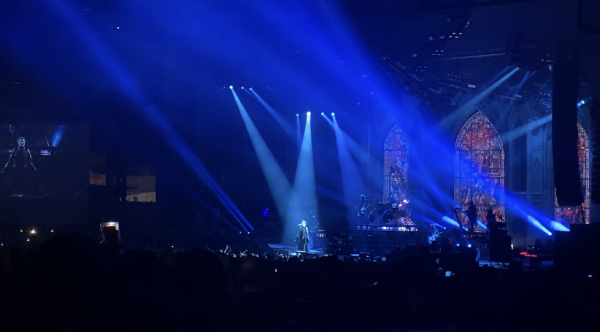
[{"xmin": 0, "ymin": 124, "xmax": 89, "ymax": 199}]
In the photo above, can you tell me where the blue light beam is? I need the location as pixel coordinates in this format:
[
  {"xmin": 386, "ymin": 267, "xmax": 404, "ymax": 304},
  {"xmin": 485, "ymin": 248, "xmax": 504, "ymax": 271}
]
[
  {"xmin": 333, "ymin": 114, "xmax": 366, "ymax": 225},
  {"xmin": 551, "ymin": 221, "xmax": 570, "ymax": 232},
  {"xmin": 51, "ymin": 125, "xmax": 67, "ymax": 147},
  {"xmin": 288, "ymin": 109, "xmax": 317, "ymax": 242},
  {"xmin": 442, "ymin": 216, "xmax": 461, "ymax": 228},
  {"xmin": 231, "ymin": 88, "xmax": 296, "ymax": 233},
  {"xmin": 526, "ymin": 215, "xmax": 553, "ymax": 236},
  {"xmin": 440, "ymin": 67, "xmax": 520, "ymax": 129},
  {"xmin": 46, "ymin": 0, "xmax": 253, "ymax": 231},
  {"xmin": 247, "ymin": 89, "xmax": 296, "ymax": 140}
]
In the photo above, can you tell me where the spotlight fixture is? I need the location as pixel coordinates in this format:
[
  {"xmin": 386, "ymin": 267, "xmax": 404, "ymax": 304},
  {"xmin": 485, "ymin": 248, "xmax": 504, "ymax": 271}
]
[
  {"xmin": 321, "ymin": 112, "xmax": 325, "ymax": 115},
  {"xmin": 229, "ymin": 86, "xmax": 233, "ymax": 89},
  {"xmin": 331, "ymin": 112, "xmax": 335, "ymax": 116},
  {"xmin": 241, "ymin": 86, "xmax": 244, "ymax": 89},
  {"xmin": 307, "ymin": 112, "xmax": 311, "ymax": 116},
  {"xmin": 296, "ymin": 114, "xmax": 299, "ymax": 117},
  {"xmin": 249, "ymin": 87, "xmax": 252, "ymax": 90}
]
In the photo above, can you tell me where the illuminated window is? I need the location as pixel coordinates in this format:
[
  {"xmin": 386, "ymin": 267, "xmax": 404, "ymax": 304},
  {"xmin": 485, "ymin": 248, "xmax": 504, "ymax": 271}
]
[
  {"xmin": 554, "ymin": 123, "xmax": 590, "ymax": 225},
  {"xmin": 383, "ymin": 125, "xmax": 409, "ymax": 203},
  {"xmin": 454, "ymin": 111, "xmax": 505, "ymax": 229}
]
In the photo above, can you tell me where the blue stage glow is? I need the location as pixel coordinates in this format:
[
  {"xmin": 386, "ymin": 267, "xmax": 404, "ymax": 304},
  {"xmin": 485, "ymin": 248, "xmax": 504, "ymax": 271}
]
[
  {"xmin": 551, "ymin": 221, "xmax": 570, "ymax": 232},
  {"xmin": 231, "ymin": 88, "xmax": 292, "ymax": 233},
  {"xmin": 442, "ymin": 216, "xmax": 460, "ymax": 227},
  {"xmin": 332, "ymin": 110, "xmax": 365, "ymax": 223},
  {"xmin": 51, "ymin": 125, "xmax": 67, "ymax": 147},
  {"xmin": 477, "ymin": 220, "xmax": 488, "ymax": 230},
  {"xmin": 229, "ymin": 85, "xmax": 233, "ymax": 89},
  {"xmin": 467, "ymin": 244, "xmax": 472, "ymax": 248},
  {"xmin": 288, "ymin": 108, "xmax": 318, "ymax": 242},
  {"xmin": 247, "ymin": 89, "xmax": 296, "ymax": 140},
  {"xmin": 526, "ymin": 215, "xmax": 553, "ymax": 236},
  {"xmin": 18, "ymin": 0, "xmax": 575, "ymax": 245},
  {"xmin": 41, "ymin": 0, "xmax": 254, "ymax": 232},
  {"xmin": 321, "ymin": 112, "xmax": 325, "ymax": 115},
  {"xmin": 296, "ymin": 114, "xmax": 299, "ymax": 117}
]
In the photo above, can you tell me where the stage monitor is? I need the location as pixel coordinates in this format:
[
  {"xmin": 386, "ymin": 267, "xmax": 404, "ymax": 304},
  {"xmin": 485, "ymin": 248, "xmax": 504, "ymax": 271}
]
[
  {"xmin": 0, "ymin": 123, "xmax": 89, "ymax": 199},
  {"xmin": 0, "ymin": 123, "xmax": 89, "ymax": 226}
]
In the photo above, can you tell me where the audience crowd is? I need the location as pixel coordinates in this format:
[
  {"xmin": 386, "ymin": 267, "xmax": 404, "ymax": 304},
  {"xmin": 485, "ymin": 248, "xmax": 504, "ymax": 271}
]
[{"xmin": 0, "ymin": 233, "xmax": 598, "ymax": 332}]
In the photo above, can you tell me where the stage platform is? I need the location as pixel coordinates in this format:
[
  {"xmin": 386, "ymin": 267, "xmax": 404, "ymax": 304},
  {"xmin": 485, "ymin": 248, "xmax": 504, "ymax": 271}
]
[
  {"xmin": 267, "ymin": 243, "xmax": 326, "ymax": 257},
  {"xmin": 356, "ymin": 225, "xmax": 418, "ymax": 232}
]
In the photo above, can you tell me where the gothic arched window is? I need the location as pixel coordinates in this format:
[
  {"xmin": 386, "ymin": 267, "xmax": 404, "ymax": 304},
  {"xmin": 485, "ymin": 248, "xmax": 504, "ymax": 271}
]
[
  {"xmin": 554, "ymin": 123, "xmax": 590, "ymax": 225},
  {"xmin": 454, "ymin": 111, "xmax": 505, "ymax": 229},
  {"xmin": 383, "ymin": 125, "xmax": 409, "ymax": 203}
]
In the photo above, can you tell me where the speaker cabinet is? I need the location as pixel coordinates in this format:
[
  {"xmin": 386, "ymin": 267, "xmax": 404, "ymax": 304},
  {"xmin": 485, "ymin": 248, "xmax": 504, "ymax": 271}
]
[{"xmin": 552, "ymin": 39, "xmax": 583, "ymax": 206}]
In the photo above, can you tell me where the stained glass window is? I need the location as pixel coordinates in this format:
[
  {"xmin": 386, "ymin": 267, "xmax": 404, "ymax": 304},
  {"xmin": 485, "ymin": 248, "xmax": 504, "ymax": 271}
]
[
  {"xmin": 383, "ymin": 125, "xmax": 409, "ymax": 204},
  {"xmin": 454, "ymin": 112, "xmax": 505, "ymax": 229},
  {"xmin": 554, "ymin": 123, "xmax": 590, "ymax": 225}
]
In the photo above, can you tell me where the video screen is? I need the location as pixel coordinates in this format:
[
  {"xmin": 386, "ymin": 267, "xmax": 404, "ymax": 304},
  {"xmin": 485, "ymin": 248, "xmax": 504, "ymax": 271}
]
[{"xmin": 0, "ymin": 124, "xmax": 89, "ymax": 199}]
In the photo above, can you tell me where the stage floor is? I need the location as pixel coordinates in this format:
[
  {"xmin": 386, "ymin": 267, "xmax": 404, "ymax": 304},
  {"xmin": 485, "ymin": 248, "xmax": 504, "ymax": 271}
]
[
  {"xmin": 356, "ymin": 225, "xmax": 418, "ymax": 232},
  {"xmin": 267, "ymin": 243, "xmax": 326, "ymax": 256},
  {"xmin": 267, "ymin": 243, "xmax": 554, "ymax": 270}
]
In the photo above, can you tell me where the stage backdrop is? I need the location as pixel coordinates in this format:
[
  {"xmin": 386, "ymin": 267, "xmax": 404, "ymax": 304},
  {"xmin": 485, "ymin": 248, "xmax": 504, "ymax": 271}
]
[
  {"xmin": 554, "ymin": 123, "xmax": 590, "ymax": 225},
  {"xmin": 383, "ymin": 124, "xmax": 409, "ymax": 204},
  {"xmin": 454, "ymin": 111, "xmax": 505, "ymax": 230}
]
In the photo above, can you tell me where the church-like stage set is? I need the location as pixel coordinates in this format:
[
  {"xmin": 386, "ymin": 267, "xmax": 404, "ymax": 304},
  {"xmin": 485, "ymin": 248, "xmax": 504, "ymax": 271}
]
[
  {"xmin": 1, "ymin": 1, "xmax": 598, "ymax": 276},
  {"xmin": 251, "ymin": 101, "xmax": 591, "ymax": 263}
]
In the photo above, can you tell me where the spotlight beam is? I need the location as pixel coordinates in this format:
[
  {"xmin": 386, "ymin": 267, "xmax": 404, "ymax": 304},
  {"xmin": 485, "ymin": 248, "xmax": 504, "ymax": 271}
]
[
  {"xmin": 231, "ymin": 89, "xmax": 296, "ymax": 231},
  {"xmin": 326, "ymin": 114, "xmax": 386, "ymax": 195},
  {"xmin": 44, "ymin": 0, "xmax": 253, "ymax": 231},
  {"xmin": 246, "ymin": 89, "xmax": 296, "ymax": 140},
  {"xmin": 332, "ymin": 115, "xmax": 365, "ymax": 224},
  {"xmin": 499, "ymin": 114, "xmax": 552, "ymax": 143},
  {"xmin": 296, "ymin": 114, "xmax": 302, "ymax": 153},
  {"xmin": 288, "ymin": 111, "xmax": 317, "ymax": 242},
  {"xmin": 439, "ymin": 67, "xmax": 519, "ymax": 129}
]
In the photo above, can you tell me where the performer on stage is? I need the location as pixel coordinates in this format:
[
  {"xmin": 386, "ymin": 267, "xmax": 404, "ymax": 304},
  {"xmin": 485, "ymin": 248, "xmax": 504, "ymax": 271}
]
[
  {"xmin": 486, "ymin": 208, "xmax": 496, "ymax": 225},
  {"xmin": 295, "ymin": 220, "xmax": 309, "ymax": 252},
  {"xmin": 357, "ymin": 194, "xmax": 369, "ymax": 226},
  {"xmin": 1, "ymin": 137, "xmax": 37, "ymax": 197},
  {"xmin": 357, "ymin": 194, "xmax": 367, "ymax": 216},
  {"xmin": 465, "ymin": 201, "xmax": 478, "ymax": 233}
]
